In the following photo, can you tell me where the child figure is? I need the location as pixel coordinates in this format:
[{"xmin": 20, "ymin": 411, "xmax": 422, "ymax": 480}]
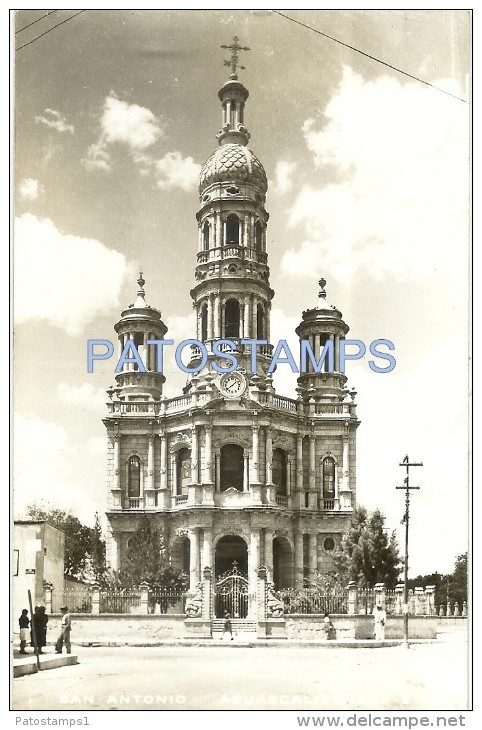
[
  {"xmin": 18, "ymin": 609, "xmax": 30, "ymax": 654},
  {"xmin": 223, "ymin": 611, "xmax": 233, "ymax": 641}
]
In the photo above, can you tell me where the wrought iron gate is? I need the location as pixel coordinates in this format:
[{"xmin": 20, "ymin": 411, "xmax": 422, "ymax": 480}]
[{"xmin": 214, "ymin": 563, "xmax": 249, "ymax": 618}]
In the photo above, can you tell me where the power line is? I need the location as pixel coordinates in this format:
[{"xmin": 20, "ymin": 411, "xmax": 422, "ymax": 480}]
[
  {"xmin": 15, "ymin": 10, "xmax": 58, "ymax": 35},
  {"xmin": 15, "ymin": 9, "xmax": 86, "ymax": 52},
  {"xmin": 274, "ymin": 11, "xmax": 467, "ymax": 104}
]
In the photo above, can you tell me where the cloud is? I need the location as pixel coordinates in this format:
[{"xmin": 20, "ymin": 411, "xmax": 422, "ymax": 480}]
[
  {"xmin": 270, "ymin": 161, "xmax": 297, "ymax": 196},
  {"xmin": 19, "ymin": 178, "xmax": 42, "ymax": 201},
  {"xmin": 100, "ymin": 94, "xmax": 162, "ymax": 151},
  {"xmin": 155, "ymin": 151, "xmax": 201, "ymax": 191},
  {"xmin": 83, "ymin": 140, "xmax": 112, "ymax": 172},
  {"xmin": 14, "ymin": 213, "xmax": 129, "ymax": 335},
  {"xmin": 281, "ymin": 66, "xmax": 469, "ymax": 283},
  {"xmin": 35, "ymin": 108, "xmax": 74, "ymax": 134},
  {"xmin": 57, "ymin": 383, "xmax": 108, "ymax": 411}
]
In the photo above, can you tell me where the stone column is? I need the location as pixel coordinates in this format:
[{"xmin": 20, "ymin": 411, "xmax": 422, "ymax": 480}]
[
  {"xmin": 294, "ymin": 532, "xmax": 304, "ymax": 585},
  {"xmin": 296, "ymin": 434, "xmax": 303, "ymax": 507},
  {"xmin": 309, "ymin": 534, "xmax": 318, "ymax": 575},
  {"xmin": 265, "ymin": 426, "xmax": 273, "ymax": 484},
  {"xmin": 170, "ymin": 454, "xmax": 177, "ymax": 495},
  {"xmin": 113, "ymin": 434, "xmax": 120, "ymax": 490},
  {"xmin": 44, "ymin": 584, "xmax": 53, "ymax": 615},
  {"xmin": 208, "ymin": 294, "xmax": 214, "ymax": 341},
  {"xmin": 264, "ymin": 529, "xmax": 274, "ymax": 581},
  {"xmin": 140, "ymin": 582, "xmax": 150, "ymax": 614},
  {"xmin": 213, "ymin": 294, "xmax": 221, "ymax": 340},
  {"xmin": 374, "ymin": 582, "xmax": 386, "ymax": 608},
  {"xmin": 204, "ymin": 423, "xmax": 213, "ymax": 483},
  {"xmin": 244, "ymin": 295, "xmax": 251, "ymax": 339},
  {"xmin": 202, "ymin": 567, "xmax": 212, "ymax": 621},
  {"xmin": 251, "ymin": 422, "xmax": 259, "ymax": 483},
  {"xmin": 191, "ymin": 426, "xmax": 198, "ymax": 484},
  {"xmin": 202, "ymin": 528, "xmax": 213, "ymax": 572},
  {"xmin": 243, "ymin": 454, "xmax": 249, "ymax": 492},
  {"xmin": 215, "ymin": 212, "xmax": 222, "ymax": 249},
  {"xmin": 249, "ymin": 530, "xmax": 260, "ymax": 616},
  {"xmin": 189, "ymin": 528, "xmax": 200, "ymax": 590},
  {"xmin": 147, "ymin": 434, "xmax": 154, "ymax": 490},
  {"xmin": 159, "ymin": 432, "xmax": 167, "ymax": 488},
  {"xmin": 309, "ymin": 434, "xmax": 316, "ymax": 508}
]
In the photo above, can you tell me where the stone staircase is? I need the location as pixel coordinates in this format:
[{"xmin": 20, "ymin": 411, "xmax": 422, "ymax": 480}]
[{"xmin": 212, "ymin": 619, "xmax": 258, "ymax": 640}]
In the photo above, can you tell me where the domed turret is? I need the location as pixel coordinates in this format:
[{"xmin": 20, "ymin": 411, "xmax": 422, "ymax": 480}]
[{"xmin": 199, "ymin": 144, "xmax": 267, "ymax": 196}]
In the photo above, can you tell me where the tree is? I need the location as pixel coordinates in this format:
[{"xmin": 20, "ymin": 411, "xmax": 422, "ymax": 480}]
[
  {"xmin": 118, "ymin": 515, "xmax": 187, "ymax": 591},
  {"xmin": 449, "ymin": 552, "xmax": 468, "ymax": 607},
  {"xmin": 26, "ymin": 503, "xmax": 95, "ymax": 579},
  {"xmin": 333, "ymin": 506, "xmax": 401, "ymax": 589},
  {"xmin": 89, "ymin": 512, "xmax": 107, "ymax": 584}
]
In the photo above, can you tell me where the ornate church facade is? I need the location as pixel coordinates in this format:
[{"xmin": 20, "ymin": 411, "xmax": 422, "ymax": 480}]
[{"xmin": 103, "ymin": 41, "xmax": 359, "ymax": 622}]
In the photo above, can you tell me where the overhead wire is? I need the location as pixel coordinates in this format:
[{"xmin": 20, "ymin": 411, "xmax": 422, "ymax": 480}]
[
  {"xmin": 15, "ymin": 10, "xmax": 58, "ymax": 35},
  {"xmin": 274, "ymin": 10, "xmax": 467, "ymax": 103},
  {"xmin": 15, "ymin": 10, "xmax": 86, "ymax": 52}
]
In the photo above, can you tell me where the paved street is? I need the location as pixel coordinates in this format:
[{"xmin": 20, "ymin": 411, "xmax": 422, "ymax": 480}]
[{"xmin": 12, "ymin": 639, "xmax": 469, "ymax": 712}]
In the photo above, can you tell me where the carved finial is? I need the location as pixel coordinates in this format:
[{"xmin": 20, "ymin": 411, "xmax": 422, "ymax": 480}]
[
  {"xmin": 318, "ymin": 278, "xmax": 327, "ymax": 299},
  {"xmin": 221, "ymin": 36, "xmax": 250, "ymax": 79},
  {"xmin": 137, "ymin": 271, "xmax": 145, "ymax": 295}
]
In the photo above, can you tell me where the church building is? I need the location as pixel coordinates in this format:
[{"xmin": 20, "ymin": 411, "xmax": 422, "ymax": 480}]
[{"xmin": 103, "ymin": 39, "xmax": 359, "ymax": 620}]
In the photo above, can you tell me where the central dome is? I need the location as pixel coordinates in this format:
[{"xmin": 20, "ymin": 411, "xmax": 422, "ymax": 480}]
[{"xmin": 199, "ymin": 144, "xmax": 268, "ymax": 194}]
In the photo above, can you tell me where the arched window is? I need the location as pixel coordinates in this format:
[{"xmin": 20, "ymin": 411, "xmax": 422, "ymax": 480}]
[
  {"xmin": 128, "ymin": 456, "xmax": 141, "ymax": 498},
  {"xmin": 257, "ymin": 304, "xmax": 264, "ymax": 339},
  {"xmin": 176, "ymin": 448, "xmax": 191, "ymax": 496},
  {"xmin": 255, "ymin": 221, "xmax": 263, "ymax": 251},
  {"xmin": 272, "ymin": 448, "xmax": 287, "ymax": 495},
  {"xmin": 224, "ymin": 298, "xmax": 240, "ymax": 338},
  {"xmin": 226, "ymin": 214, "xmax": 240, "ymax": 245},
  {"xmin": 201, "ymin": 304, "xmax": 208, "ymax": 342},
  {"xmin": 220, "ymin": 444, "xmax": 244, "ymax": 491},
  {"xmin": 323, "ymin": 457, "xmax": 336, "ymax": 498},
  {"xmin": 202, "ymin": 222, "xmax": 210, "ymax": 251}
]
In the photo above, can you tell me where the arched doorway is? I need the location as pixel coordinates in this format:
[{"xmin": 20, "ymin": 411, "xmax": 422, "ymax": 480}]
[
  {"xmin": 214, "ymin": 535, "xmax": 248, "ymax": 618},
  {"xmin": 273, "ymin": 536, "xmax": 294, "ymax": 589}
]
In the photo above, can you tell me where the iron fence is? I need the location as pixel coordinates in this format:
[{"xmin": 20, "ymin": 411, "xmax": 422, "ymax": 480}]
[
  {"xmin": 148, "ymin": 591, "xmax": 187, "ymax": 614},
  {"xmin": 53, "ymin": 589, "xmax": 92, "ymax": 614},
  {"xmin": 279, "ymin": 588, "xmax": 348, "ymax": 615},
  {"xmin": 99, "ymin": 590, "xmax": 141, "ymax": 614}
]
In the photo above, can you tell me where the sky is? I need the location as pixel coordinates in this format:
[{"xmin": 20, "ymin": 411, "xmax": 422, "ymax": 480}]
[{"xmin": 12, "ymin": 8, "xmax": 471, "ymax": 577}]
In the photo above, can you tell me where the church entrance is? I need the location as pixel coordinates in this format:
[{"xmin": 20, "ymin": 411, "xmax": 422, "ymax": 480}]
[{"xmin": 214, "ymin": 535, "xmax": 248, "ymax": 618}]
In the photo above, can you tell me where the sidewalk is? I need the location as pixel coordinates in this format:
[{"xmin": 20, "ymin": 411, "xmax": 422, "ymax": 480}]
[{"xmin": 12, "ymin": 649, "xmax": 78, "ymax": 677}]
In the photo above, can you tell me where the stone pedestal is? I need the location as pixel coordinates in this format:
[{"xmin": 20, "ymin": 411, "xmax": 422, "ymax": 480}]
[
  {"xmin": 184, "ymin": 619, "xmax": 212, "ymax": 638},
  {"xmin": 257, "ymin": 619, "xmax": 287, "ymax": 639}
]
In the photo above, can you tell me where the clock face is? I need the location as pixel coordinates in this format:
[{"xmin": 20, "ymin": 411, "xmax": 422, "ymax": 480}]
[{"xmin": 219, "ymin": 372, "xmax": 246, "ymax": 398}]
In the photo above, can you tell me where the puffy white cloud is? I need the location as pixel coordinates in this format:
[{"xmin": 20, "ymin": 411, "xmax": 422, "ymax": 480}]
[
  {"xmin": 270, "ymin": 160, "xmax": 297, "ymax": 196},
  {"xmin": 100, "ymin": 94, "xmax": 162, "ymax": 151},
  {"xmin": 14, "ymin": 213, "xmax": 129, "ymax": 335},
  {"xmin": 57, "ymin": 383, "xmax": 108, "ymax": 410},
  {"xmin": 83, "ymin": 139, "xmax": 112, "ymax": 172},
  {"xmin": 155, "ymin": 151, "xmax": 201, "ymax": 192},
  {"xmin": 282, "ymin": 66, "xmax": 469, "ymax": 283},
  {"xmin": 19, "ymin": 178, "xmax": 42, "ymax": 201},
  {"xmin": 35, "ymin": 108, "xmax": 74, "ymax": 134}
]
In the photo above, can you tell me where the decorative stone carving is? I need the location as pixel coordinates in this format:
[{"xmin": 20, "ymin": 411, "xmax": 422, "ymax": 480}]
[
  {"xmin": 266, "ymin": 583, "xmax": 284, "ymax": 618},
  {"xmin": 185, "ymin": 584, "xmax": 203, "ymax": 617}
]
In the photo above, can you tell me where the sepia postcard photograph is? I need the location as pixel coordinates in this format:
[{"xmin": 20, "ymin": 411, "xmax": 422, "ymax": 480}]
[{"xmin": 11, "ymin": 6, "xmax": 472, "ymax": 721}]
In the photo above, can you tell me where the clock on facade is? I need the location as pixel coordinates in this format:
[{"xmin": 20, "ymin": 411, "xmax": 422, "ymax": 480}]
[{"xmin": 218, "ymin": 371, "xmax": 247, "ymax": 398}]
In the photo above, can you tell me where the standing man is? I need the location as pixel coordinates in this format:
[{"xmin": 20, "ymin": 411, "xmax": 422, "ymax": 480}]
[
  {"xmin": 373, "ymin": 604, "xmax": 387, "ymax": 641},
  {"xmin": 55, "ymin": 606, "xmax": 71, "ymax": 654}
]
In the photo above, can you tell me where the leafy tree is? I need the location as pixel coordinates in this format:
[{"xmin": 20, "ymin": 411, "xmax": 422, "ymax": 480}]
[
  {"xmin": 118, "ymin": 515, "xmax": 187, "ymax": 591},
  {"xmin": 89, "ymin": 512, "xmax": 107, "ymax": 583},
  {"xmin": 333, "ymin": 506, "xmax": 401, "ymax": 589},
  {"xmin": 448, "ymin": 552, "xmax": 468, "ymax": 607},
  {"xmin": 26, "ymin": 503, "xmax": 95, "ymax": 579}
]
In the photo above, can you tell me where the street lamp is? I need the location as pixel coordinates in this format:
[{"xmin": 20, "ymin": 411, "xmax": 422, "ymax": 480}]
[{"xmin": 396, "ymin": 454, "xmax": 422, "ymax": 648}]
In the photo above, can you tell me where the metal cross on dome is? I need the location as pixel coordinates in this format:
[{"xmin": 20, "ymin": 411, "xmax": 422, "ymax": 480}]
[{"xmin": 221, "ymin": 36, "xmax": 250, "ymax": 76}]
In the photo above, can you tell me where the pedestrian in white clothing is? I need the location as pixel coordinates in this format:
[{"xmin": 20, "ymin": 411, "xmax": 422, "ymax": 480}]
[{"xmin": 373, "ymin": 604, "xmax": 387, "ymax": 641}]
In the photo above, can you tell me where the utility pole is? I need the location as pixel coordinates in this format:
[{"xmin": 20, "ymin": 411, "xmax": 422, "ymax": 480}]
[{"xmin": 396, "ymin": 454, "xmax": 422, "ymax": 647}]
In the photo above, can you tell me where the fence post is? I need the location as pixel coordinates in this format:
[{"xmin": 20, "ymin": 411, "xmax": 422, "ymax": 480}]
[
  {"xmin": 140, "ymin": 582, "xmax": 150, "ymax": 614},
  {"xmin": 414, "ymin": 586, "xmax": 424, "ymax": 615},
  {"xmin": 439, "ymin": 603, "xmax": 445, "ymax": 617},
  {"xmin": 395, "ymin": 583, "xmax": 404, "ymax": 615},
  {"xmin": 446, "ymin": 600, "xmax": 452, "ymax": 617},
  {"xmin": 454, "ymin": 601, "xmax": 460, "ymax": 617},
  {"xmin": 257, "ymin": 566, "xmax": 267, "ymax": 621},
  {"xmin": 425, "ymin": 585, "xmax": 436, "ymax": 616},
  {"xmin": 462, "ymin": 600, "xmax": 467, "ymax": 617},
  {"xmin": 374, "ymin": 583, "xmax": 385, "ymax": 608},
  {"xmin": 44, "ymin": 583, "xmax": 53, "ymax": 614},
  {"xmin": 347, "ymin": 581, "xmax": 358, "ymax": 615},
  {"xmin": 91, "ymin": 583, "xmax": 100, "ymax": 615}
]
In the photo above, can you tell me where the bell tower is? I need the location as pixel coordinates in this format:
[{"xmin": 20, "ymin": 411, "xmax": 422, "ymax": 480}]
[{"xmin": 189, "ymin": 38, "xmax": 274, "ymax": 381}]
